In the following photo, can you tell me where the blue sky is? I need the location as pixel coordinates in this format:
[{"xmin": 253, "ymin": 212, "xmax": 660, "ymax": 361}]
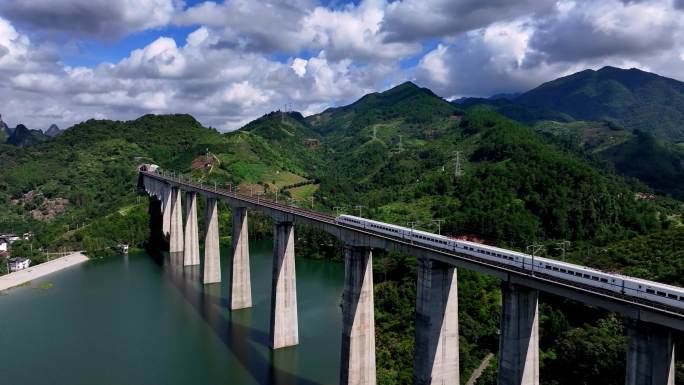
[{"xmin": 1, "ymin": 0, "xmax": 684, "ymax": 131}]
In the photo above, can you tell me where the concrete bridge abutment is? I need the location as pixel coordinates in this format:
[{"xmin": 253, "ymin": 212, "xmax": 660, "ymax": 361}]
[
  {"xmin": 340, "ymin": 246, "xmax": 376, "ymax": 385},
  {"xmin": 230, "ymin": 206, "xmax": 252, "ymax": 310},
  {"xmin": 414, "ymin": 258, "xmax": 459, "ymax": 385},
  {"xmin": 625, "ymin": 321, "xmax": 675, "ymax": 385},
  {"xmin": 183, "ymin": 192, "xmax": 200, "ymax": 266},
  {"xmin": 203, "ymin": 197, "xmax": 221, "ymax": 284},
  {"xmin": 497, "ymin": 283, "xmax": 540, "ymax": 385},
  {"xmin": 270, "ymin": 221, "xmax": 299, "ymax": 349}
]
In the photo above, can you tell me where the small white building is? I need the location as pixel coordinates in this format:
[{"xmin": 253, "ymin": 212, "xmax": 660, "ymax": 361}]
[
  {"xmin": 1, "ymin": 234, "xmax": 21, "ymax": 244},
  {"xmin": 9, "ymin": 257, "xmax": 30, "ymax": 272},
  {"xmin": 0, "ymin": 238, "xmax": 7, "ymax": 252}
]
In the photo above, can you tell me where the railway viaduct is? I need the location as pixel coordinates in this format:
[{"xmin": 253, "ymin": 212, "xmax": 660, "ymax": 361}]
[{"xmin": 139, "ymin": 170, "xmax": 682, "ymax": 385}]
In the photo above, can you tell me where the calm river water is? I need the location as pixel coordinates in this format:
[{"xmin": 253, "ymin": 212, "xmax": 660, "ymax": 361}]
[{"xmin": 0, "ymin": 240, "xmax": 344, "ymax": 385}]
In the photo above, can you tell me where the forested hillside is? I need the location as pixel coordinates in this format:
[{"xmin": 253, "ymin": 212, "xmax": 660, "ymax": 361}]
[
  {"xmin": 458, "ymin": 67, "xmax": 684, "ymax": 200},
  {"xmin": 1, "ymin": 81, "xmax": 682, "ymax": 385},
  {"xmin": 516, "ymin": 66, "xmax": 684, "ymax": 142}
]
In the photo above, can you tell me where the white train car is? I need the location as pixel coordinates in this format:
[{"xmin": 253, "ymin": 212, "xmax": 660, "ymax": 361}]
[{"xmin": 336, "ymin": 215, "xmax": 684, "ymax": 310}]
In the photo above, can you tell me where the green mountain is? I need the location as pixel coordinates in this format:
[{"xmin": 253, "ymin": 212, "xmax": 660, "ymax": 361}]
[
  {"xmin": 309, "ymin": 81, "xmax": 457, "ymax": 136},
  {"xmin": 45, "ymin": 124, "xmax": 63, "ymax": 137},
  {"xmin": 5, "ymin": 124, "xmax": 49, "ymax": 147},
  {"xmin": 0, "ymin": 81, "xmax": 663, "ymax": 255},
  {"xmin": 515, "ymin": 66, "xmax": 684, "ymax": 142},
  {"xmin": 457, "ymin": 67, "xmax": 684, "ymax": 198},
  {"xmin": 0, "ymin": 114, "xmax": 226, "ymax": 252}
]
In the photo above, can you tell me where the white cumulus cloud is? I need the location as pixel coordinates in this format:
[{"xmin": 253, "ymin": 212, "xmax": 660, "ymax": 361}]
[{"xmin": 2, "ymin": 0, "xmax": 684, "ymax": 132}]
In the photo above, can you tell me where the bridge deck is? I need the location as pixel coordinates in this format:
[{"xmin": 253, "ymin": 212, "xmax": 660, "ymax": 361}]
[{"xmin": 140, "ymin": 171, "xmax": 684, "ymax": 331}]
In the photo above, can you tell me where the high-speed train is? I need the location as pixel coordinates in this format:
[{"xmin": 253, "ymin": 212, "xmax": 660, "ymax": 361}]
[{"xmin": 336, "ymin": 215, "xmax": 684, "ymax": 310}]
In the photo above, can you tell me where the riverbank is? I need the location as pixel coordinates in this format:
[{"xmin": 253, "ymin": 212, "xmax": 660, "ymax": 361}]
[{"xmin": 0, "ymin": 252, "xmax": 89, "ymax": 292}]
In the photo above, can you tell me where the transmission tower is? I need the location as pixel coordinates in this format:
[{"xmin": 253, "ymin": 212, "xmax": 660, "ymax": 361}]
[
  {"xmin": 556, "ymin": 240, "xmax": 571, "ymax": 262},
  {"xmin": 454, "ymin": 151, "xmax": 463, "ymax": 178}
]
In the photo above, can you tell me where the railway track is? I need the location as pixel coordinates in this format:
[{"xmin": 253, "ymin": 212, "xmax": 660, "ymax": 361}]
[{"xmin": 141, "ymin": 171, "xmax": 684, "ymax": 319}]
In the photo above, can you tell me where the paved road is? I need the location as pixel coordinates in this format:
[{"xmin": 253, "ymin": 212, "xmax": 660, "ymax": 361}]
[
  {"xmin": 0, "ymin": 252, "xmax": 89, "ymax": 292},
  {"xmin": 466, "ymin": 353, "xmax": 494, "ymax": 385}
]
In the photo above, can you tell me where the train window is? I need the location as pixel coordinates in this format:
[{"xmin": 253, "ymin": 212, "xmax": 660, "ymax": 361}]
[
  {"xmin": 545, "ymin": 265, "xmax": 552, "ymax": 269},
  {"xmin": 600, "ymin": 278, "xmax": 608, "ymax": 283},
  {"xmin": 566, "ymin": 270, "xmax": 574, "ymax": 275},
  {"xmin": 667, "ymin": 294, "xmax": 677, "ymax": 299},
  {"xmin": 646, "ymin": 289, "xmax": 655, "ymax": 294},
  {"xmin": 592, "ymin": 276, "xmax": 599, "ymax": 281},
  {"xmin": 552, "ymin": 267, "xmax": 559, "ymax": 271},
  {"xmin": 680, "ymin": 297, "xmax": 684, "ymax": 301},
  {"xmin": 657, "ymin": 291, "xmax": 666, "ymax": 297},
  {"xmin": 575, "ymin": 272, "xmax": 582, "ymax": 276},
  {"xmin": 560, "ymin": 269, "xmax": 567, "ymax": 273}
]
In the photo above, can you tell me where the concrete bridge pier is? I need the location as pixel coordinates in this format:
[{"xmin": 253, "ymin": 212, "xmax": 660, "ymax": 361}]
[
  {"xmin": 161, "ymin": 185, "xmax": 172, "ymax": 239},
  {"xmin": 340, "ymin": 246, "xmax": 376, "ymax": 385},
  {"xmin": 497, "ymin": 283, "xmax": 539, "ymax": 385},
  {"xmin": 230, "ymin": 206, "xmax": 252, "ymax": 309},
  {"xmin": 183, "ymin": 192, "xmax": 200, "ymax": 266},
  {"xmin": 270, "ymin": 221, "xmax": 299, "ymax": 349},
  {"xmin": 414, "ymin": 258, "xmax": 459, "ymax": 385},
  {"xmin": 625, "ymin": 321, "xmax": 675, "ymax": 385},
  {"xmin": 203, "ymin": 197, "xmax": 221, "ymax": 284},
  {"xmin": 169, "ymin": 187, "xmax": 184, "ymax": 263}
]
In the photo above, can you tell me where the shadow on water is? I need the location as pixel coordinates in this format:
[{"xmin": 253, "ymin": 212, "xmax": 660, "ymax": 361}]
[{"xmin": 148, "ymin": 248, "xmax": 321, "ymax": 385}]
